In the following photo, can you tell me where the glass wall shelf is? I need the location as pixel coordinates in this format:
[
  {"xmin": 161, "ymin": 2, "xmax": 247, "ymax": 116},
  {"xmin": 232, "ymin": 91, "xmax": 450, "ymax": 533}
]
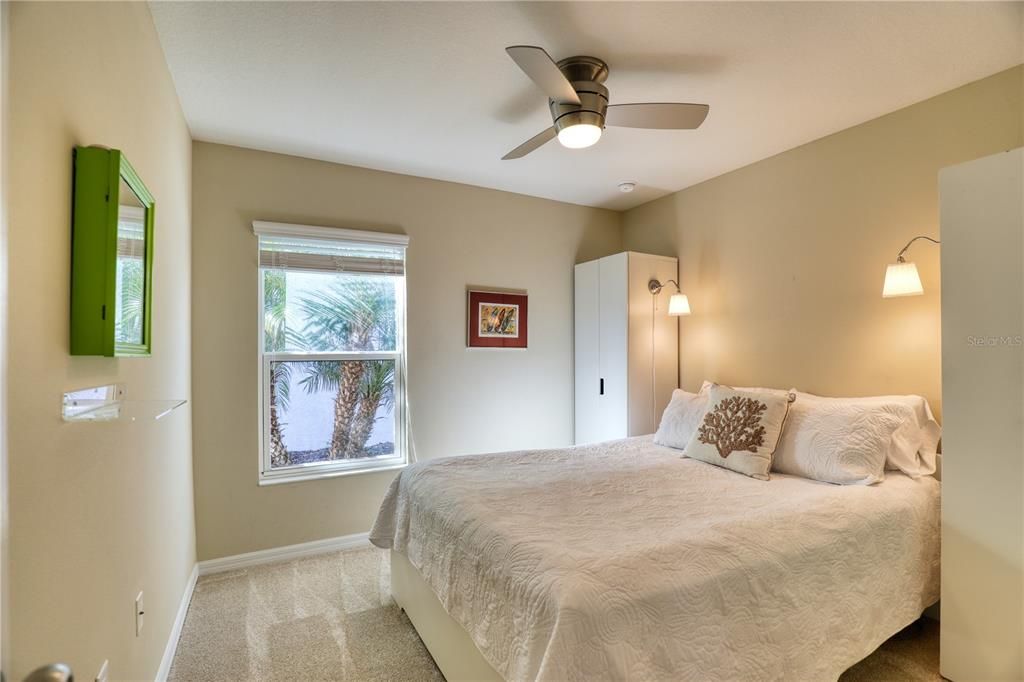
[{"xmin": 62, "ymin": 383, "xmax": 187, "ymax": 422}]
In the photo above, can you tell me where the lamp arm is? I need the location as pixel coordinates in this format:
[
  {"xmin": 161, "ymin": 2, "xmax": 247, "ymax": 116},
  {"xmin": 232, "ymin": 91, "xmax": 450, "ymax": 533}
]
[
  {"xmin": 895, "ymin": 235, "xmax": 940, "ymax": 262},
  {"xmin": 648, "ymin": 278, "xmax": 681, "ymax": 295}
]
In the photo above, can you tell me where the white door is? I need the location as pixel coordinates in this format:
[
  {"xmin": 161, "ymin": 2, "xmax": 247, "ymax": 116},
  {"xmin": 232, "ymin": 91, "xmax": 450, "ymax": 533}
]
[
  {"xmin": 573, "ymin": 260, "xmax": 600, "ymax": 444},
  {"xmin": 939, "ymin": 148, "xmax": 1024, "ymax": 682},
  {"xmin": 597, "ymin": 253, "xmax": 628, "ymax": 441}
]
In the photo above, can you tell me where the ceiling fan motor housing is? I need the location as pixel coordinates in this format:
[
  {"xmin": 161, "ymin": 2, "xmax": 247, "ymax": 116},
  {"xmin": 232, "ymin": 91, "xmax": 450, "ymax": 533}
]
[{"xmin": 549, "ymin": 56, "xmax": 610, "ymax": 134}]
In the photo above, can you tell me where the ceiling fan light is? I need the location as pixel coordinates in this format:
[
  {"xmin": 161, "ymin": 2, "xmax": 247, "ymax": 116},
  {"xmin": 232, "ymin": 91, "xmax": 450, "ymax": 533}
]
[{"xmin": 557, "ymin": 123, "xmax": 602, "ymax": 149}]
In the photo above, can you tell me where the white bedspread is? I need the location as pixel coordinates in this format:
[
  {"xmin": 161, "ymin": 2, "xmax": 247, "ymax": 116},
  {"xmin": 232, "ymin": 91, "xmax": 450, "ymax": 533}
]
[{"xmin": 370, "ymin": 436, "xmax": 940, "ymax": 682}]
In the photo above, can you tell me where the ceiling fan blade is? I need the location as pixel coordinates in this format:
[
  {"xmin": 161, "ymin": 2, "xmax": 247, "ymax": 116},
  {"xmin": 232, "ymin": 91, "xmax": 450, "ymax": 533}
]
[
  {"xmin": 605, "ymin": 103, "xmax": 710, "ymax": 129},
  {"xmin": 501, "ymin": 127, "xmax": 557, "ymax": 160},
  {"xmin": 505, "ymin": 46, "xmax": 581, "ymax": 106}
]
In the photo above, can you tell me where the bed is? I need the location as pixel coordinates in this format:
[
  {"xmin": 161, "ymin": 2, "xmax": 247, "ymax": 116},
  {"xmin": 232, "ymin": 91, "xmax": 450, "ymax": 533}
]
[{"xmin": 370, "ymin": 436, "xmax": 940, "ymax": 682}]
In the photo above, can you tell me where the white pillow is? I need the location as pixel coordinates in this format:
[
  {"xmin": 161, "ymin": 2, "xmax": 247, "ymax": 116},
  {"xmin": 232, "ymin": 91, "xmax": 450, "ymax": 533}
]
[
  {"xmin": 772, "ymin": 398, "xmax": 907, "ymax": 485},
  {"xmin": 653, "ymin": 389, "xmax": 708, "ymax": 450},
  {"xmin": 792, "ymin": 391, "xmax": 940, "ymax": 478},
  {"xmin": 682, "ymin": 385, "xmax": 794, "ymax": 480},
  {"xmin": 700, "ymin": 380, "xmax": 790, "ymax": 395}
]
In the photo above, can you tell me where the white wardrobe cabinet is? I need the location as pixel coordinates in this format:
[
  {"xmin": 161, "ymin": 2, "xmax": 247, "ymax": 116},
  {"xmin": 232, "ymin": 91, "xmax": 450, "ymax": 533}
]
[{"xmin": 574, "ymin": 251, "xmax": 680, "ymax": 444}]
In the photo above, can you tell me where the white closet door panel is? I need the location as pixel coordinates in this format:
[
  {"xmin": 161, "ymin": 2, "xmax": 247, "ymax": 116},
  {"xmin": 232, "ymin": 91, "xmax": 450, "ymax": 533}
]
[
  {"xmin": 574, "ymin": 260, "xmax": 601, "ymax": 444},
  {"xmin": 627, "ymin": 253, "xmax": 680, "ymax": 436},
  {"xmin": 598, "ymin": 253, "xmax": 629, "ymax": 441},
  {"xmin": 939, "ymin": 148, "xmax": 1024, "ymax": 682}
]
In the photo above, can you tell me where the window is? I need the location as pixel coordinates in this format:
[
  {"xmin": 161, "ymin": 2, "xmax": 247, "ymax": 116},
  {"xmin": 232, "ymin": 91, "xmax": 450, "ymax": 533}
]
[{"xmin": 256, "ymin": 221, "xmax": 409, "ymax": 484}]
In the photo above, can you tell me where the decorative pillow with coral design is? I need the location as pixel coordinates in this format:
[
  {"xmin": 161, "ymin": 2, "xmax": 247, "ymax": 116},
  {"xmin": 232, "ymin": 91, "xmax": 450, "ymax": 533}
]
[{"xmin": 682, "ymin": 384, "xmax": 795, "ymax": 480}]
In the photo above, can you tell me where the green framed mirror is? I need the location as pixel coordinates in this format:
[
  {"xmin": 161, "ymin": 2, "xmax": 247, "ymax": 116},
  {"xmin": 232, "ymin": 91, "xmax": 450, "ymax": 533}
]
[{"xmin": 70, "ymin": 146, "xmax": 154, "ymax": 356}]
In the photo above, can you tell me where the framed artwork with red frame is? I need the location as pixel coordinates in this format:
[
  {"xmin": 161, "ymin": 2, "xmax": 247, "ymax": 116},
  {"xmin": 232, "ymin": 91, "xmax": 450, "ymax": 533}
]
[{"xmin": 467, "ymin": 290, "xmax": 528, "ymax": 349}]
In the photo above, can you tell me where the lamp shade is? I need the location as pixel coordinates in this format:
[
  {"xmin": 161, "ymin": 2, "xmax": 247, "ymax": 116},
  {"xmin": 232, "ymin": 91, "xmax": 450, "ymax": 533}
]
[
  {"xmin": 668, "ymin": 293, "xmax": 691, "ymax": 316},
  {"xmin": 882, "ymin": 261, "xmax": 923, "ymax": 298}
]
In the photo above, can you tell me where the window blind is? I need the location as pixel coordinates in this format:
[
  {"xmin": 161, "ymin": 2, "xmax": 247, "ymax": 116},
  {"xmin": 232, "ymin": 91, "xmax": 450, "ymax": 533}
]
[
  {"xmin": 258, "ymin": 234, "xmax": 405, "ymax": 276},
  {"xmin": 117, "ymin": 209, "xmax": 146, "ymax": 259}
]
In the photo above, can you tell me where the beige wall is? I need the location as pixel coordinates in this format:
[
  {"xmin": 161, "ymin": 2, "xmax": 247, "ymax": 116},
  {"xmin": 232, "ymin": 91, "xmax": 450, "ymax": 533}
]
[
  {"xmin": 0, "ymin": 1, "xmax": 10, "ymax": 674},
  {"xmin": 622, "ymin": 65, "xmax": 1024, "ymax": 421},
  {"xmin": 191, "ymin": 142, "xmax": 621, "ymax": 561},
  {"xmin": 7, "ymin": 3, "xmax": 194, "ymax": 681}
]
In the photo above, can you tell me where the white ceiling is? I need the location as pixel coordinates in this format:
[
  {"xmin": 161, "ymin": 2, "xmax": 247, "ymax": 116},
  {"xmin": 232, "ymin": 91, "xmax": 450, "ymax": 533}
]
[{"xmin": 150, "ymin": 1, "xmax": 1023, "ymax": 211}]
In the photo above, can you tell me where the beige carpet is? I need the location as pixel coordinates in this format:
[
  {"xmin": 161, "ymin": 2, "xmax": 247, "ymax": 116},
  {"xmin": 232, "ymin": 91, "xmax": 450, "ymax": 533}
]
[{"xmin": 170, "ymin": 547, "xmax": 940, "ymax": 682}]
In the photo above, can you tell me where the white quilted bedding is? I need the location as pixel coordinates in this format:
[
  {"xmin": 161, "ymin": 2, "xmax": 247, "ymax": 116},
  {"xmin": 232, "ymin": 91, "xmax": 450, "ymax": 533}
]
[{"xmin": 370, "ymin": 436, "xmax": 940, "ymax": 682}]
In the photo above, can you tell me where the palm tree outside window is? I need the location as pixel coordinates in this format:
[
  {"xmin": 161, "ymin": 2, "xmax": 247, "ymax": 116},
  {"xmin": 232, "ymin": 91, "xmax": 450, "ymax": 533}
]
[{"xmin": 255, "ymin": 222, "xmax": 409, "ymax": 484}]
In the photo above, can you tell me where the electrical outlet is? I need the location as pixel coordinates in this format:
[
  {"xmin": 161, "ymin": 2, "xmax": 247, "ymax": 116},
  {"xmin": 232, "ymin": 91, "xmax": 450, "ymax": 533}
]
[
  {"xmin": 135, "ymin": 591, "xmax": 144, "ymax": 636},
  {"xmin": 96, "ymin": 659, "xmax": 109, "ymax": 682}
]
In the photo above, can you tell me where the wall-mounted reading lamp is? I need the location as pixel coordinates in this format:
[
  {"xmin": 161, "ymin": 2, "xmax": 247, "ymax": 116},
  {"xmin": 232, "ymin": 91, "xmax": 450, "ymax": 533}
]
[
  {"xmin": 882, "ymin": 236, "xmax": 940, "ymax": 298},
  {"xmin": 649, "ymin": 279, "xmax": 691, "ymax": 316}
]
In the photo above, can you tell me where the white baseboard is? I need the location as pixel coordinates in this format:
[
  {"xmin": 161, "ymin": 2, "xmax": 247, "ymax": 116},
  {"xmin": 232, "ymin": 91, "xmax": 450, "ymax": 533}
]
[
  {"xmin": 155, "ymin": 563, "xmax": 199, "ymax": 682},
  {"xmin": 197, "ymin": 531, "xmax": 372, "ymax": 576}
]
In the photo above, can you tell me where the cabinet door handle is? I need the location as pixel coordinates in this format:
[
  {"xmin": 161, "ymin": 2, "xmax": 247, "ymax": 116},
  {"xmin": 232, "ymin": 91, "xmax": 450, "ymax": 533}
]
[{"xmin": 599, "ymin": 378, "xmax": 605, "ymax": 395}]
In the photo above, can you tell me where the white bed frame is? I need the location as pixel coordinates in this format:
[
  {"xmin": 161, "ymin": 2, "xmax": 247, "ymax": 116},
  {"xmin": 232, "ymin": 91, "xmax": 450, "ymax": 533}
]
[{"xmin": 391, "ymin": 549, "xmax": 503, "ymax": 681}]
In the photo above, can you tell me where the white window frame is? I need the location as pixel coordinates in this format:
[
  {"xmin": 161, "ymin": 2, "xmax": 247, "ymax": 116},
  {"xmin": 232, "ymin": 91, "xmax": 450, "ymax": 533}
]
[{"xmin": 254, "ymin": 221, "xmax": 410, "ymax": 485}]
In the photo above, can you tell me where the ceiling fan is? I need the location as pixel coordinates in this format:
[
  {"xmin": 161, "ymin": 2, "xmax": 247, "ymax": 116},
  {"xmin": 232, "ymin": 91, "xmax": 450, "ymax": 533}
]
[{"xmin": 501, "ymin": 45, "xmax": 710, "ymax": 160}]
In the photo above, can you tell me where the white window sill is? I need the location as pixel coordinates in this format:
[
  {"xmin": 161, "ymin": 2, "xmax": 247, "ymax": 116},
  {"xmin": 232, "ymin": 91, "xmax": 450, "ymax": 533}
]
[{"xmin": 258, "ymin": 461, "xmax": 408, "ymax": 486}]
